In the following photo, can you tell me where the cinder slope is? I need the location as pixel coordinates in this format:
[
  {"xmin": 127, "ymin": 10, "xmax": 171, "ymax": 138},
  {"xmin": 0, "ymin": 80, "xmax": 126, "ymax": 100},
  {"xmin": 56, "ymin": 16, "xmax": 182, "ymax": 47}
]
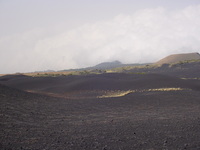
[
  {"xmin": 1, "ymin": 80, "xmax": 200, "ymax": 149},
  {"xmin": 1, "ymin": 73, "xmax": 200, "ymax": 99},
  {"xmin": 156, "ymin": 52, "xmax": 200, "ymax": 65}
]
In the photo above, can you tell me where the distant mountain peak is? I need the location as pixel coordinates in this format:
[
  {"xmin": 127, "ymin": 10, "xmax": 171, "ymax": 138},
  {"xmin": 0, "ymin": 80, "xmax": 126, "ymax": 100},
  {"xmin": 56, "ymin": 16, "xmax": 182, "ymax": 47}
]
[
  {"xmin": 96, "ymin": 60, "xmax": 121, "ymax": 66},
  {"xmin": 94, "ymin": 60, "xmax": 123, "ymax": 69}
]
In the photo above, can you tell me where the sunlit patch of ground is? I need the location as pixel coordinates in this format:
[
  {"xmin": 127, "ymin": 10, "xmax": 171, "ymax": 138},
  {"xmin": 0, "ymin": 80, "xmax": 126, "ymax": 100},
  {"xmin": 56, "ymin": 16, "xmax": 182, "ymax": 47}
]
[
  {"xmin": 146, "ymin": 88, "xmax": 186, "ymax": 92},
  {"xmin": 97, "ymin": 90, "xmax": 134, "ymax": 98},
  {"xmin": 27, "ymin": 88, "xmax": 189, "ymax": 99},
  {"xmin": 98, "ymin": 88, "xmax": 188, "ymax": 98},
  {"xmin": 181, "ymin": 78, "xmax": 200, "ymax": 80}
]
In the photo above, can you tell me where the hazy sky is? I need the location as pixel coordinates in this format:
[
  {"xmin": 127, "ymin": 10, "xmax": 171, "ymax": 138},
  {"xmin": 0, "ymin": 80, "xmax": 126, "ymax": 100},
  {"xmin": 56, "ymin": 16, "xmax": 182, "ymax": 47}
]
[{"xmin": 1, "ymin": 0, "xmax": 200, "ymax": 74}]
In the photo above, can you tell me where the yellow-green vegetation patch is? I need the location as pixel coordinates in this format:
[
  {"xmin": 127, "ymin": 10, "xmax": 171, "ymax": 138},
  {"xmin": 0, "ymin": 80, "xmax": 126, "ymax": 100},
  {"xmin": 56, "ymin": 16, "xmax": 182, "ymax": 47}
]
[
  {"xmin": 146, "ymin": 88, "xmax": 185, "ymax": 92},
  {"xmin": 97, "ymin": 88, "xmax": 188, "ymax": 98},
  {"xmin": 127, "ymin": 72, "xmax": 147, "ymax": 75},
  {"xmin": 106, "ymin": 64, "xmax": 155, "ymax": 73},
  {"xmin": 169, "ymin": 59, "xmax": 200, "ymax": 67},
  {"xmin": 25, "ymin": 69, "xmax": 108, "ymax": 77},
  {"xmin": 106, "ymin": 70, "xmax": 118, "ymax": 73},
  {"xmin": 24, "ymin": 71, "xmax": 75, "ymax": 77},
  {"xmin": 98, "ymin": 90, "xmax": 134, "ymax": 98},
  {"xmin": 181, "ymin": 78, "xmax": 200, "ymax": 80}
]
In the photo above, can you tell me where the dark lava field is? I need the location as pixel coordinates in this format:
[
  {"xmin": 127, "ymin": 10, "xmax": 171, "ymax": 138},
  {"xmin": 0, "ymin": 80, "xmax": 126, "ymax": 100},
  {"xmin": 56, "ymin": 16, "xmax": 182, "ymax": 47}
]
[{"xmin": 1, "ymin": 61, "xmax": 200, "ymax": 150}]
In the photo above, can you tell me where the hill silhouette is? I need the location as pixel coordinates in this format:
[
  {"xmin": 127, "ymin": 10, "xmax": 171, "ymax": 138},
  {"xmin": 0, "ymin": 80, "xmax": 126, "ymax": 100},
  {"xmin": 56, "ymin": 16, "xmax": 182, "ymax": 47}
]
[
  {"xmin": 156, "ymin": 52, "xmax": 200, "ymax": 65},
  {"xmin": 93, "ymin": 60, "xmax": 123, "ymax": 69}
]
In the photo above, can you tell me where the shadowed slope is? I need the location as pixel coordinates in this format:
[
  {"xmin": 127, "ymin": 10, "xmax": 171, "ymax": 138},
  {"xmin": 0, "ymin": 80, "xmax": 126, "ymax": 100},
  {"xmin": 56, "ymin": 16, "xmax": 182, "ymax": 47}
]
[
  {"xmin": 127, "ymin": 60, "xmax": 200, "ymax": 78},
  {"xmin": 1, "ymin": 73, "xmax": 200, "ymax": 99}
]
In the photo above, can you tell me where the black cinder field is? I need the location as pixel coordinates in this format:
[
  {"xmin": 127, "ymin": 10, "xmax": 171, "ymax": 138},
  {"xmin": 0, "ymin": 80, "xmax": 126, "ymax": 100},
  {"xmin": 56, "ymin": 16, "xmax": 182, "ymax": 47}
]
[{"xmin": 1, "ymin": 57, "xmax": 200, "ymax": 150}]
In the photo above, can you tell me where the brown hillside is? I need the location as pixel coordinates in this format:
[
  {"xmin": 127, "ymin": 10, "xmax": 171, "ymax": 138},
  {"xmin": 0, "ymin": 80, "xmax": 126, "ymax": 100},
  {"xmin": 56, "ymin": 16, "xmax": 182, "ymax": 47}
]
[{"xmin": 156, "ymin": 52, "xmax": 200, "ymax": 65}]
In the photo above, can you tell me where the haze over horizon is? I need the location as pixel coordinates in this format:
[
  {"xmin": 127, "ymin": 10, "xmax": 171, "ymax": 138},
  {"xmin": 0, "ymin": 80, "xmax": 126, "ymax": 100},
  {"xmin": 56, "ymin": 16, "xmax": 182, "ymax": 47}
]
[{"xmin": 1, "ymin": 0, "xmax": 200, "ymax": 74}]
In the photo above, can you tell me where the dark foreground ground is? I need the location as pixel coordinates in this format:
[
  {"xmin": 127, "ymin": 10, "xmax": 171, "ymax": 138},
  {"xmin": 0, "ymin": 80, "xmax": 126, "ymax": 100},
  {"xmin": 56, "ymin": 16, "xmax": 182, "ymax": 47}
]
[{"xmin": 1, "ymin": 71, "xmax": 200, "ymax": 150}]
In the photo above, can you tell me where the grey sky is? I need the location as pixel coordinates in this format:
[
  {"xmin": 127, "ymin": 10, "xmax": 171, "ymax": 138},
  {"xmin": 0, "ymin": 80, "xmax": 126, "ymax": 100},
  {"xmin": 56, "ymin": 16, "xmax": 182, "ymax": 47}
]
[
  {"xmin": 0, "ymin": 0, "xmax": 200, "ymax": 74},
  {"xmin": 1, "ymin": 0, "xmax": 199, "ymax": 36}
]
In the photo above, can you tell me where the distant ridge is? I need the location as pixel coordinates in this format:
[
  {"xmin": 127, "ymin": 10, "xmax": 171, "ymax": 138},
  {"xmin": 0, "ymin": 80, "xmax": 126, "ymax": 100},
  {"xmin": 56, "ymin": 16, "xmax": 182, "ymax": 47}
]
[
  {"xmin": 156, "ymin": 52, "xmax": 200, "ymax": 65},
  {"xmin": 93, "ymin": 60, "xmax": 122, "ymax": 69},
  {"xmin": 61, "ymin": 60, "xmax": 125, "ymax": 72}
]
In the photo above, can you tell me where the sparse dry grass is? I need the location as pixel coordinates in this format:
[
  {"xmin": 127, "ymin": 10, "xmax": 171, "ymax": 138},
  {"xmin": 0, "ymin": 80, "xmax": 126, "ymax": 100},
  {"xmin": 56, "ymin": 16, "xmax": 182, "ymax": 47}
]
[
  {"xmin": 97, "ymin": 88, "xmax": 188, "ymax": 98},
  {"xmin": 146, "ymin": 88, "xmax": 185, "ymax": 91},
  {"xmin": 24, "ymin": 71, "xmax": 74, "ymax": 77},
  {"xmin": 23, "ymin": 70, "xmax": 106, "ymax": 77},
  {"xmin": 181, "ymin": 78, "xmax": 200, "ymax": 80},
  {"xmin": 98, "ymin": 90, "xmax": 134, "ymax": 98},
  {"xmin": 169, "ymin": 59, "xmax": 200, "ymax": 67}
]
